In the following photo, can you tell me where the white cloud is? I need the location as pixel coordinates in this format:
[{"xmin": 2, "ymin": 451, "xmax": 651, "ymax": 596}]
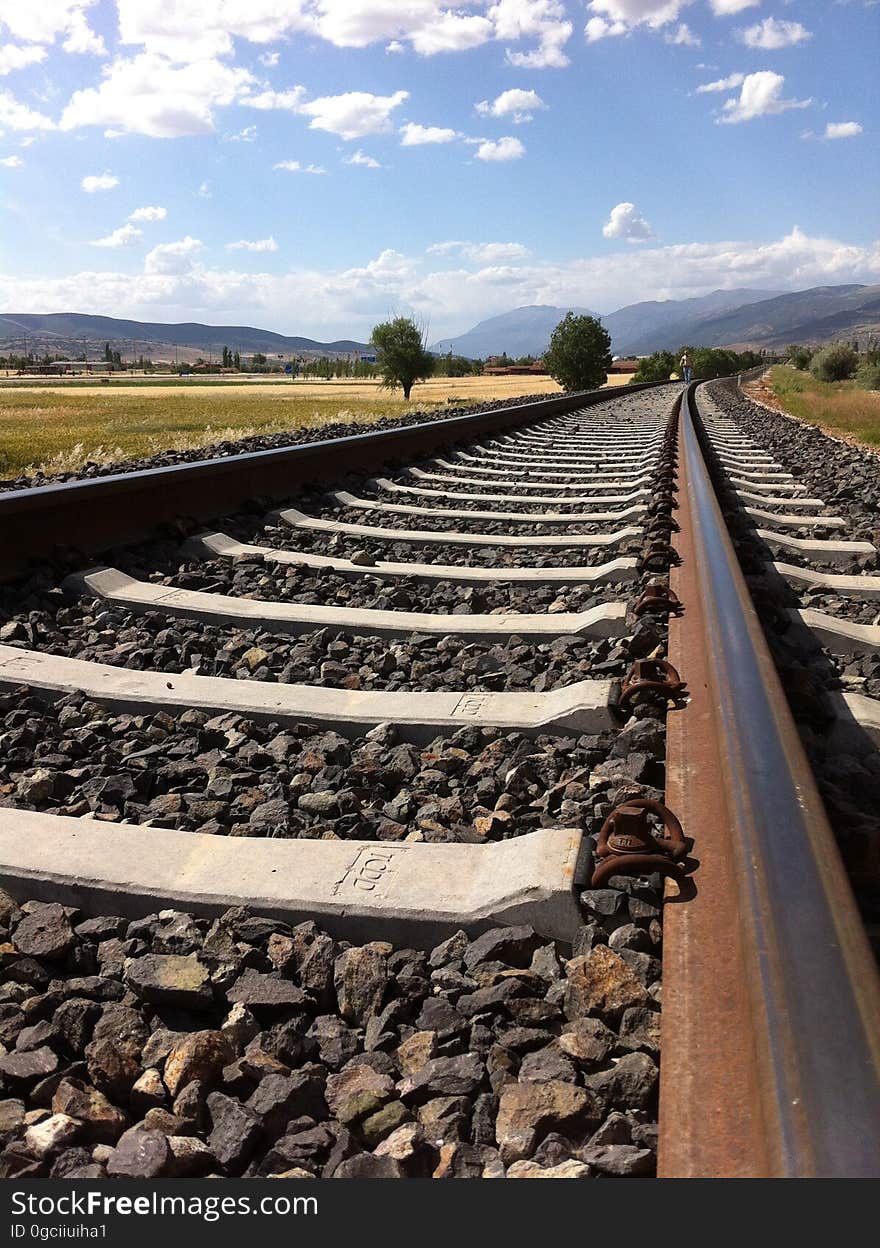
[
  {"xmin": 259, "ymin": 51, "xmax": 281, "ymax": 67},
  {"xmin": 81, "ymin": 171, "xmax": 118, "ymax": 192},
  {"xmin": 226, "ymin": 237, "xmax": 279, "ymax": 252},
  {"xmin": 345, "ymin": 150, "xmax": 382, "ymax": 168},
  {"xmin": 90, "ymin": 223, "xmax": 142, "ymax": 248},
  {"xmin": 738, "ymin": 18, "xmax": 812, "ymax": 49},
  {"xmin": 62, "ymin": 9, "xmax": 106, "ymax": 55},
  {"xmin": 603, "ymin": 201, "xmax": 656, "ymax": 243},
  {"xmin": 585, "ymin": 1, "xmax": 691, "ymax": 40},
  {"xmin": 666, "ymin": 23, "xmax": 700, "ymax": 46},
  {"xmin": 0, "ymin": 153, "xmax": 23, "ymax": 167},
  {"xmin": 115, "ymin": 0, "xmax": 309, "ymax": 61},
  {"xmin": 195, "ymin": 181, "xmax": 212, "ymax": 198},
  {"xmin": 0, "ymin": 44, "xmax": 48, "ymax": 74},
  {"xmin": 144, "ymin": 235, "xmax": 204, "ymax": 275},
  {"xmin": 273, "ymin": 159, "xmax": 327, "ymax": 174},
  {"xmin": 709, "ymin": 0, "xmax": 758, "ymax": 14},
  {"xmin": 428, "ymin": 240, "xmax": 532, "ymax": 262},
  {"xmin": 386, "ymin": 40, "xmax": 405, "ymax": 54},
  {"xmin": 824, "ymin": 121, "xmax": 863, "ymax": 139},
  {"xmin": 0, "ymin": 1, "xmax": 103, "ymax": 49},
  {"xmin": 226, "ymin": 125, "xmax": 258, "ymax": 142},
  {"xmin": 301, "ymin": 89, "xmax": 408, "ymax": 140},
  {"xmin": 475, "ymin": 88, "xmax": 546, "ymax": 124},
  {"xmin": 0, "ymin": 89, "xmax": 55, "ymax": 130},
  {"xmin": 400, "ymin": 122, "xmax": 459, "ymax": 145},
  {"xmin": 473, "ymin": 135, "xmax": 526, "ymax": 161},
  {"xmin": 4, "ymin": 228, "xmax": 877, "ymax": 344},
  {"xmin": 719, "ymin": 70, "xmax": 812, "ymax": 124},
  {"xmin": 60, "ymin": 54, "xmax": 255, "ymax": 138},
  {"xmin": 585, "ymin": 17, "xmax": 627, "ymax": 40},
  {"xmin": 696, "ymin": 71, "xmax": 746, "ymax": 93},
  {"xmin": 492, "ymin": 0, "xmax": 572, "ymax": 68},
  {"xmin": 240, "ymin": 86, "xmax": 306, "ymax": 112},
  {"xmin": 128, "ymin": 205, "xmax": 167, "ymax": 222}
]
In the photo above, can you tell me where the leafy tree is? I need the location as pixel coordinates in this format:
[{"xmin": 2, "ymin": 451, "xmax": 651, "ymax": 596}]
[
  {"xmin": 810, "ymin": 342, "xmax": 858, "ymax": 383},
  {"xmin": 855, "ymin": 360, "xmax": 880, "ymax": 391},
  {"xmin": 370, "ymin": 317, "xmax": 434, "ymax": 400},
  {"xmin": 543, "ymin": 313, "xmax": 612, "ymax": 393},
  {"xmin": 633, "ymin": 351, "xmax": 677, "ymax": 383},
  {"xmin": 786, "ymin": 343, "xmax": 813, "ymax": 370},
  {"xmin": 251, "ymin": 352, "xmax": 268, "ymax": 367}
]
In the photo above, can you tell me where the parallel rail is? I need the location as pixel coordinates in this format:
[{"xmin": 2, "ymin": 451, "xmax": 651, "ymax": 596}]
[
  {"xmin": 0, "ymin": 382, "xmax": 664, "ymax": 581},
  {"xmin": 659, "ymin": 383, "xmax": 880, "ymax": 1177}
]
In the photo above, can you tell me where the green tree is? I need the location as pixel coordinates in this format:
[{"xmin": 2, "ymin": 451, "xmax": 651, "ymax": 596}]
[
  {"xmin": 370, "ymin": 317, "xmax": 434, "ymax": 400},
  {"xmin": 633, "ymin": 351, "xmax": 677, "ymax": 383},
  {"xmin": 810, "ymin": 342, "xmax": 858, "ymax": 382},
  {"xmin": 786, "ymin": 343, "xmax": 813, "ymax": 370},
  {"xmin": 543, "ymin": 313, "xmax": 612, "ymax": 393}
]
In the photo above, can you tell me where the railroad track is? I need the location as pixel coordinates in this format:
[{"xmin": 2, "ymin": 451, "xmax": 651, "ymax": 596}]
[{"xmin": 0, "ymin": 380, "xmax": 877, "ymax": 1180}]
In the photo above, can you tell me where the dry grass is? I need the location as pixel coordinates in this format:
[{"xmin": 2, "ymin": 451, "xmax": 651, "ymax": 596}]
[
  {"xmin": 0, "ymin": 373, "xmax": 628, "ymax": 478},
  {"xmin": 758, "ymin": 366, "xmax": 880, "ymax": 449}
]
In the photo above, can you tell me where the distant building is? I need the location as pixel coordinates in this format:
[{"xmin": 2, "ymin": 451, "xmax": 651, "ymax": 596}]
[
  {"xmin": 483, "ymin": 359, "xmax": 547, "ymax": 376},
  {"xmin": 608, "ymin": 358, "xmax": 640, "ymax": 374}
]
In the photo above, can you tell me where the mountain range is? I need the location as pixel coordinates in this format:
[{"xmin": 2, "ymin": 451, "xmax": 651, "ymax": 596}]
[
  {"xmin": 0, "ymin": 313, "xmax": 370, "ymax": 361},
  {"xmin": 430, "ymin": 284, "xmax": 880, "ymax": 358},
  {"xmin": 2, "ymin": 282, "xmax": 878, "ymax": 365}
]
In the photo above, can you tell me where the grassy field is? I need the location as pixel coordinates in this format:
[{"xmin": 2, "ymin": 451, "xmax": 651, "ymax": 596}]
[
  {"xmin": 0, "ymin": 373, "xmax": 631, "ymax": 478},
  {"xmin": 753, "ymin": 365, "xmax": 880, "ymax": 449}
]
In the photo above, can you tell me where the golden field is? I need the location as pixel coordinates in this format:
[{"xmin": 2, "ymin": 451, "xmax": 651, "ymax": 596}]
[{"xmin": 0, "ymin": 373, "xmax": 632, "ymax": 478}]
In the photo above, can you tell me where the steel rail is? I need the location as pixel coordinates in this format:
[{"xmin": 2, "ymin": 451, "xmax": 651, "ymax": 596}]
[
  {"xmin": 0, "ymin": 382, "xmax": 668, "ymax": 581},
  {"xmin": 659, "ymin": 382, "xmax": 880, "ymax": 1177}
]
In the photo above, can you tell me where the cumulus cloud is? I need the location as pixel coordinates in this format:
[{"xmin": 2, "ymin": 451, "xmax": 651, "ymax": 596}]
[
  {"xmin": 493, "ymin": 0, "xmax": 573, "ymax": 69},
  {"xmin": 144, "ymin": 235, "xmax": 204, "ymax": 275},
  {"xmin": 0, "ymin": 2, "xmax": 104, "ymax": 52},
  {"xmin": 0, "ymin": 154, "xmax": 24, "ymax": 167},
  {"xmin": 824, "ymin": 121, "xmax": 864, "ymax": 140},
  {"xmin": 259, "ymin": 51, "xmax": 280, "ymax": 67},
  {"xmin": 0, "ymin": 89, "xmax": 55, "ymax": 130},
  {"xmin": 475, "ymin": 88, "xmax": 546, "ymax": 124},
  {"xmin": 345, "ymin": 150, "xmax": 382, "ymax": 168},
  {"xmin": 399, "ymin": 122, "xmax": 459, "ymax": 146},
  {"xmin": 709, "ymin": 0, "xmax": 758, "ymax": 13},
  {"xmin": 719, "ymin": 71, "xmax": 812, "ymax": 124},
  {"xmin": 273, "ymin": 159, "xmax": 327, "ymax": 174},
  {"xmin": 226, "ymin": 237, "xmax": 279, "ymax": 252},
  {"xmin": 81, "ymin": 171, "xmax": 118, "ymax": 192},
  {"xmin": 603, "ymin": 202, "xmax": 656, "ymax": 243},
  {"xmin": 585, "ymin": 1, "xmax": 691, "ymax": 41},
  {"xmin": 60, "ymin": 54, "xmax": 255, "ymax": 138},
  {"xmin": 428, "ymin": 240, "xmax": 532, "ymax": 262},
  {"xmin": 301, "ymin": 89, "xmax": 408, "ymax": 139},
  {"xmin": 473, "ymin": 136, "xmax": 526, "ymax": 161},
  {"xmin": 0, "ymin": 44, "xmax": 48, "ymax": 74},
  {"xmin": 738, "ymin": 18, "xmax": 812, "ymax": 50},
  {"xmin": 90, "ymin": 223, "xmax": 142, "ymax": 248},
  {"xmin": 3, "ymin": 228, "xmax": 876, "ymax": 344},
  {"xmin": 696, "ymin": 72, "xmax": 745, "ymax": 93},
  {"xmin": 240, "ymin": 86, "xmax": 306, "ymax": 112},
  {"xmin": 128, "ymin": 205, "xmax": 166, "ymax": 222}
]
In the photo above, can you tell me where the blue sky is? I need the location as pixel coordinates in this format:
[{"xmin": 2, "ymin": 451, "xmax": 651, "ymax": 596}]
[{"xmin": 0, "ymin": 1, "xmax": 877, "ymax": 340}]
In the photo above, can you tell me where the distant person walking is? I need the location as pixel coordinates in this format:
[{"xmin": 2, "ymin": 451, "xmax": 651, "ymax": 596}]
[{"xmin": 679, "ymin": 351, "xmax": 693, "ymax": 384}]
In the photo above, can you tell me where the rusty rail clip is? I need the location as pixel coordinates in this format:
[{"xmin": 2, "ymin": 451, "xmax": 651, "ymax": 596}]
[
  {"xmin": 591, "ymin": 797, "xmax": 688, "ymax": 887},
  {"xmin": 618, "ymin": 658, "xmax": 686, "ymax": 713},
  {"xmin": 632, "ymin": 583, "xmax": 684, "ymax": 618},
  {"xmin": 638, "ymin": 540, "xmax": 682, "ymax": 572}
]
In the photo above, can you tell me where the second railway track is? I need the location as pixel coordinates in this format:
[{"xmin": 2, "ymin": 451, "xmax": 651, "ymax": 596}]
[{"xmin": 0, "ymin": 379, "xmax": 877, "ymax": 1180}]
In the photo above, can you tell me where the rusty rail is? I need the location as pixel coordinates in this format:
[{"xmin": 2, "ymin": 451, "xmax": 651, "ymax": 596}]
[
  {"xmin": 659, "ymin": 382, "xmax": 880, "ymax": 1177},
  {"xmin": 0, "ymin": 382, "xmax": 666, "ymax": 582}
]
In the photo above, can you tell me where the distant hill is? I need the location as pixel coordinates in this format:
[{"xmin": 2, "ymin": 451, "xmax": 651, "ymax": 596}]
[
  {"xmin": 0, "ymin": 313, "xmax": 370, "ymax": 361},
  {"xmin": 602, "ymin": 289, "xmax": 780, "ymax": 354},
  {"xmin": 430, "ymin": 305, "xmax": 595, "ymax": 360},
  {"xmin": 429, "ymin": 285, "xmax": 880, "ymax": 359},
  {"xmin": 631, "ymin": 284, "xmax": 880, "ymax": 353}
]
